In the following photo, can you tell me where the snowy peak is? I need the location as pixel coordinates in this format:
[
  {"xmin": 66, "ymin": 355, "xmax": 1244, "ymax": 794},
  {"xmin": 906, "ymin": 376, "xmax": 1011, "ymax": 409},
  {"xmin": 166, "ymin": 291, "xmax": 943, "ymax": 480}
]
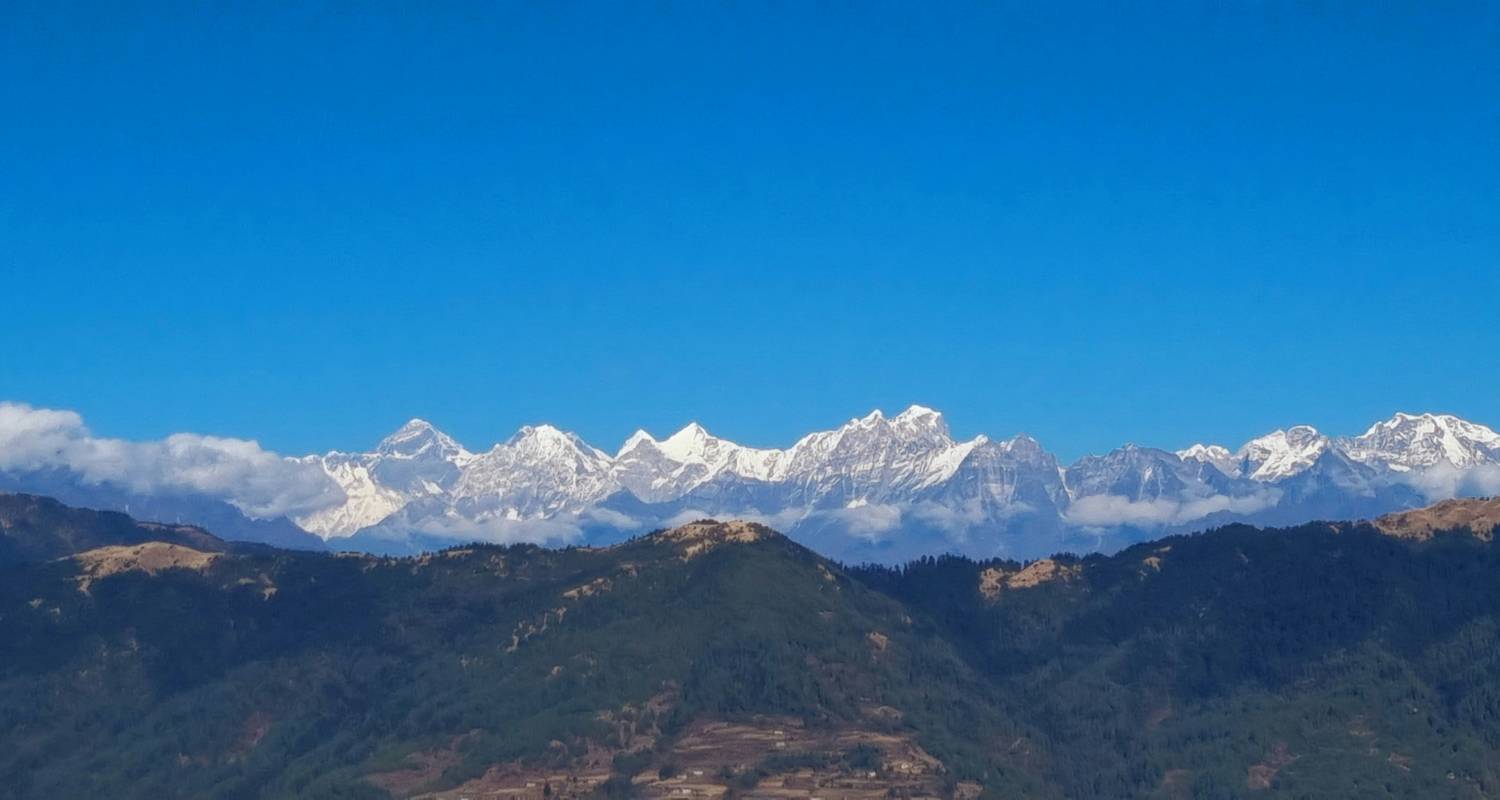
[
  {"xmin": 297, "ymin": 419, "xmax": 470, "ymax": 538},
  {"xmin": 617, "ymin": 429, "xmax": 656, "ymax": 457},
  {"xmin": 1219, "ymin": 412, "xmax": 1499, "ymax": 482},
  {"xmin": 892, "ymin": 404, "xmax": 951, "ymax": 438},
  {"xmin": 1237, "ymin": 425, "xmax": 1329, "ymax": 482},
  {"xmin": 1177, "ymin": 443, "xmax": 1231, "ymax": 461},
  {"xmin": 856, "ymin": 405, "xmax": 954, "ymax": 446},
  {"xmin": 1065, "ymin": 444, "xmax": 1221, "ymax": 502},
  {"xmin": 375, "ymin": 418, "xmax": 468, "ymax": 461},
  {"xmin": 1343, "ymin": 411, "xmax": 1500, "ymax": 471},
  {"xmin": 657, "ymin": 422, "xmax": 716, "ymax": 463},
  {"xmin": 506, "ymin": 423, "xmax": 603, "ymax": 456},
  {"xmin": 609, "ymin": 421, "xmax": 786, "ymax": 502},
  {"xmin": 450, "ymin": 424, "xmax": 617, "ymax": 519},
  {"xmin": 288, "ymin": 408, "xmax": 1500, "ymax": 554},
  {"xmin": 996, "ymin": 433, "xmax": 1048, "ymax": 459},
  {"xmin": 1176, "ymin": 443, "xmax": 1239, "ymax": 476},
  {"xmin": 778, "ymin": 407, "xmax": 958, "ymax": 486}
]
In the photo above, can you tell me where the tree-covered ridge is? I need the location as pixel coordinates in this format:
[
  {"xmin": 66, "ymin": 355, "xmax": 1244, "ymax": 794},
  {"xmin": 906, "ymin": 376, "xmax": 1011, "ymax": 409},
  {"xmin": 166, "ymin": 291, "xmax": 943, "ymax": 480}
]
[
  {"xmin": 3, "ymin": 495, "xmax": 1500, "ymax": 798},
  {"xmin": 855, "ymin": 521, "xmax": 1500, "ymax": 797},
  {"xmin": 0, "ymin": 492, "xmax": 231, "ymax": 567}
]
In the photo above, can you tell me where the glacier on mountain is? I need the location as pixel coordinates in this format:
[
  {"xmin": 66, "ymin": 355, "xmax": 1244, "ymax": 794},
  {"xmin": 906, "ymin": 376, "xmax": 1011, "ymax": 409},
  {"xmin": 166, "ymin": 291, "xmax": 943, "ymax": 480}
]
[
  {"xmin": 290, "ymin": 407, "xmax": 1500, "ymax": 560},
  {"xmin": 4, "ymin": 399, "xmax": 1499, "ymax": 561}
]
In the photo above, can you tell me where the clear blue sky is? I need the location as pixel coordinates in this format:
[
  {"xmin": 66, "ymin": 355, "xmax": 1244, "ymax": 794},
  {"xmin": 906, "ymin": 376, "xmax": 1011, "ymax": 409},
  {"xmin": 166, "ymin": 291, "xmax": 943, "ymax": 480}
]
[{"xmin": 2, "ymin": 3, "xmax": 1497, "ymax": 461}]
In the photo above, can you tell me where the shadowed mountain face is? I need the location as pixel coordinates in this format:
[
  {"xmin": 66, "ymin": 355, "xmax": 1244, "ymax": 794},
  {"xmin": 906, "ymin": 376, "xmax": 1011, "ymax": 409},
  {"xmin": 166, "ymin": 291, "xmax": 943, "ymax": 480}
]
[{"xmin": 5, "ymin": 495, "xmax": 1500, "ymax": 798}]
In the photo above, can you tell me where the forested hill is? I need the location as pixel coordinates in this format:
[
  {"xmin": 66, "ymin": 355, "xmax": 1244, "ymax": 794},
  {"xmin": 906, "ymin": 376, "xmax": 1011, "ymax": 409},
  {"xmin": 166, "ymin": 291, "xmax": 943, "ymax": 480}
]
[
  {"xmin": 2, "ymin": 494, "xmax": 1500, "ymax": 799},
  {"xmin": 0, "ymin": 492, "xmax": 231, "ymax": 566}
]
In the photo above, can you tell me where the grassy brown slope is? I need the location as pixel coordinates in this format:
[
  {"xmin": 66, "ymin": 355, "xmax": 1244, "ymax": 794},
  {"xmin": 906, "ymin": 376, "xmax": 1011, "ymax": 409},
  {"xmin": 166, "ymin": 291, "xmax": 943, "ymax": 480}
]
[{"xmin": 1374, "ymin": 496, "xmax": 1500, "ymax": 540}]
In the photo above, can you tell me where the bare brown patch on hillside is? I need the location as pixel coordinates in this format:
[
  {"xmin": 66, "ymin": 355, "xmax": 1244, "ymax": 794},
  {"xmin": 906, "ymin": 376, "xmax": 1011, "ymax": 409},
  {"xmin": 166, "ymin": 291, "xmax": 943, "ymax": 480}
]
[
  {"xmin": 71, "ymin": 542, "xmax": 218, "ymax": 593},
  {"xmin": 510, "ymin": 565, "xmax": 642, "ymax": 653},
  {"xmin": 657, "ymin": 520, "xmax": 771, "ymax": 559},
  {"xmin": 563, "ymin": 576, "xmax": 612, "ymax": 599},
  {"xmin": 979, "ymin": 559, "xmax": 1080, "ymax": 599},
  {"xmin": 507, "ymin": 606, "xmax": 569, "ymax": 653},
  {"xmin": 231, "ymin": 572, "xmax": 278, "ymax": 599},
  {"xmin": 1246, "ymin": 742, "xmax": 1297, "ymax": 790},
  {"xmin": 1373, "ymin": 497, "xmax": 1500, "ymax": 541},
  {"xmin": 1142, "ymin": 545, "xmax": 1172, "ymax": 575},
  {"xmin": 228, "ymin": 711, "xmax": 273, "ymax": 761}
]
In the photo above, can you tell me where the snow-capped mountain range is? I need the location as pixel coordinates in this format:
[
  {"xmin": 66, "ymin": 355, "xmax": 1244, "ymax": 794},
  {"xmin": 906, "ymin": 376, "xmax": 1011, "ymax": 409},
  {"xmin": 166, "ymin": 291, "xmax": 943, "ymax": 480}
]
[
  {"xmin": 284, "ymin": 407, "xmax": 1500, "ymax": 561},
  {"xmin": 3, "ymin": 399, "xmax": 1498, "ymax": 561}
]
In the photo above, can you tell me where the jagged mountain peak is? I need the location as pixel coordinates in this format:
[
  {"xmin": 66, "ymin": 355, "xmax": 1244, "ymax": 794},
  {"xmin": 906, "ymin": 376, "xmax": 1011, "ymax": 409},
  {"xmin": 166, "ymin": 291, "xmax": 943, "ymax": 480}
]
[
  {"xmin": 616, "ymin": 428, "xmax": 657, "ymax": 456},
  {"xmin": 1177, "ymin": 442, "xmax": 1231, "ymax": 460},
  {"xmin": 1065, "ymin": 444, "xmax": 1205, "ymax": 504},
  {"xmin": 500, "ymin": 424, "xmax": 610, "ymax": 463},
  {"xmin": 1069, "ymin": 442, "xmax": 1182, "ymax": 472},
  {"xmin": 1284, "ymin": 424, "xmax": 1323, "ymax": 442},
  {"xmin": 1344, "ymin": 411, "xmax": 1500, "ymax": 471},
  {"xmin": 277, "ymin": 407, "xmax": 1500, "ymax": 561},
  {"xmin": 891, "ymin": 404, "xmax": 951, "ymax": 439},
  {"xmin": 1236, "ymin": 425, "xmax": 1330, "ymax": 481},
  {"xmin": 658, "ymin": 421, "xmax": 715, "ymax": 459},
  {"xmin": 375, "ymin": 417, "xmax": 467, "ymax": 459},
  {"xmin": 1176, "ymin": 443, "xmax": 1239, "ymax": 476},
  {"xmin": 1383, "ymin": 410, "xmax": 1475, "ymax": 427},
  {"xmin": 894, "ymin": 404, "xmax": 943, "ymax": 425},
  {"xmin": 510, "ymin": 422, "xmax": 565, "ymax": 438},
  {"xmin": 997, "ymin": 432, "xmax": 1043, "ymax": 450}
]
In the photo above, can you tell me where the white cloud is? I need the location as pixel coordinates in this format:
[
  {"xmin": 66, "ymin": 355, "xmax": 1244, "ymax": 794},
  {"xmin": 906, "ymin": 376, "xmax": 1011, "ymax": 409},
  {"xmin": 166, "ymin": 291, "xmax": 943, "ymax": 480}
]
[
  {"xmin": 578, "ymin": 506, "xmax": 643, "ymax": 531},
  {"xmin": 409, "ymin": 514, "xmax": 587, "ymax": 547},
  {"xmin": 815, "ymin": 503, "xmax": 905, "ymax": 540},
  {"xmin": 1401, "ymin": 462, "xmax": 1500, "ymax": 500},
  {"xmin": 0, "ymin": 403, "xmax": 88, "ymax": 467},
  {"xmin": 908, "ymin": 499, "xmax": 1028, "ymax": 537},
  {"xmin": 1063, "ymin": 490, "xmax": 1280, "ymax": 528},
  {"xmin": 0, "ymin": 401, "xmax": 344, "ymax": 519}
]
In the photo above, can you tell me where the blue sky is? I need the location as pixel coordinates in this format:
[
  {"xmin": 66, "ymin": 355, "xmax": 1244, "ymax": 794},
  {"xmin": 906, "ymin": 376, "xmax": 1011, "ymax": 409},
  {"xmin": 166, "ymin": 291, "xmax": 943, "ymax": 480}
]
[{"xmin": 2, "ymin": 3, "xmax": 1497, "ymax": 461}]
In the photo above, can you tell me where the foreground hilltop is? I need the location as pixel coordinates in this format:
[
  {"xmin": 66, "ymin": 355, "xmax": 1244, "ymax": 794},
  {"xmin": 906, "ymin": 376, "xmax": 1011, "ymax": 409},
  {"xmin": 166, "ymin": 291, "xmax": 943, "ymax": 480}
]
[
  {"xmin": 0, "ymin": 493, "xmax": 230, "ymax": 566},
  {"xmin": 1373, "ymin": 496, "xmax": 1500, "ymax": 540},
  {"xmin": 4, "ymin": 494, "xmax": 1500, "ymax": 798}
]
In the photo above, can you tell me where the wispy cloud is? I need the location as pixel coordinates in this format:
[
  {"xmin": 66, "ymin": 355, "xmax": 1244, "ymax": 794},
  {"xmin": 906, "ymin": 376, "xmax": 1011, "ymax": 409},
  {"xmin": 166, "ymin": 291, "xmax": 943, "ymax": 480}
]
[
  {"xmin": 0, "ymin": 402, "xmax": 343, "ymax": 519},
  {"xmin": 1063, "ymin": 490, "xmax": 1280, "ymax": 528},
  {"xmin": 407, "ymin": 514, "xmax": 588, "ymax": 547},
  {"xmin": 1401, "ymin": 462, "xmax": 1500, "ymax": 500}
]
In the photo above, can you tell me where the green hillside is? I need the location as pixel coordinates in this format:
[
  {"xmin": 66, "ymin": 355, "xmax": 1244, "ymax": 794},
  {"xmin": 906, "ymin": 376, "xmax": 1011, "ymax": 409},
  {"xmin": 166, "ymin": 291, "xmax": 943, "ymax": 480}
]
[{"xmin": 3, "ymin": 494, "xmax": 1500, "ymax": 799}]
